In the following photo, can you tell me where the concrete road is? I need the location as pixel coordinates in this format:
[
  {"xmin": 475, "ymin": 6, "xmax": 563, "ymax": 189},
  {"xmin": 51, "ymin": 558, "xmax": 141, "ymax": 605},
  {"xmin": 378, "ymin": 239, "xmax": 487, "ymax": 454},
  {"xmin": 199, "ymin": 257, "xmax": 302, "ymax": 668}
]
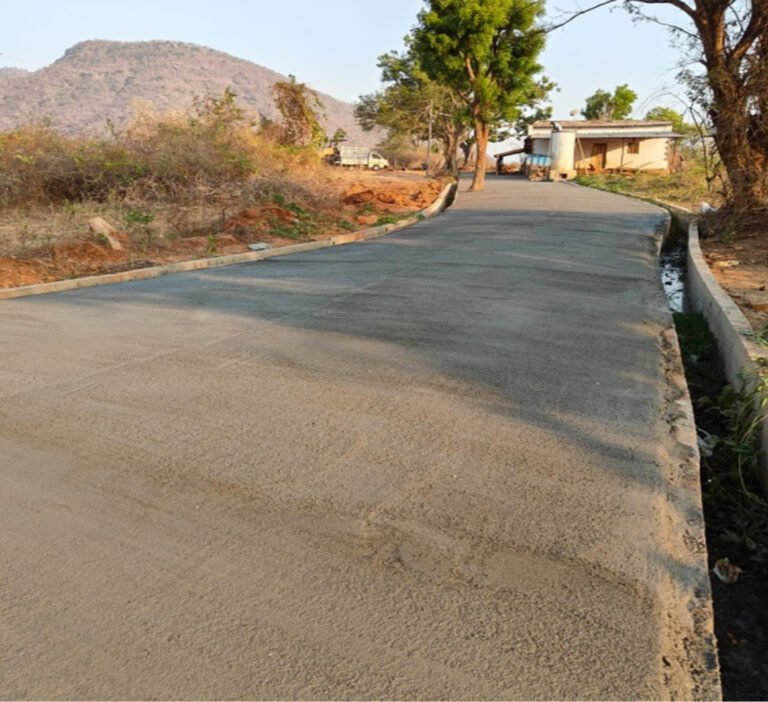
[{"xmin": 0, "ymin": 178, "xmax": 718, "ymax": 699}]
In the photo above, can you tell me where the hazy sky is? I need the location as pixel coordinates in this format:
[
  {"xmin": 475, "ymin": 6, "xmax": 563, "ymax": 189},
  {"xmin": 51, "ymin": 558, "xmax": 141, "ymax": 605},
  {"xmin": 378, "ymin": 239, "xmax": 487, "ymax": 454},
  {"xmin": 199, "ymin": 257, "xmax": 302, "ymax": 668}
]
[{"xmin": 1, "ymin": 0, "xmax": 693, "ymax": 122}]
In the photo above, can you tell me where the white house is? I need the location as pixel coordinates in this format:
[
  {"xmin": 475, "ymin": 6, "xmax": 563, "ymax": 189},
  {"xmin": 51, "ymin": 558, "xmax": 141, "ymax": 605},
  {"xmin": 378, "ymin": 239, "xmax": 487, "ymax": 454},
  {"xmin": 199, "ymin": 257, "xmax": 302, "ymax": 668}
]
[{"xmin": 526, "ymin": 120, "xmax": 681, "ymax": 179}]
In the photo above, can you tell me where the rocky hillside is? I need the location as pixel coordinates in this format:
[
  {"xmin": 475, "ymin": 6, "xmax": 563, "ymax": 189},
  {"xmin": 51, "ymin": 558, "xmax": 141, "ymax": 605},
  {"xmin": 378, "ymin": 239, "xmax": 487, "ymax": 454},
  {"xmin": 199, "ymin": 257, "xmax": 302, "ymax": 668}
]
[
  {"xmin": 0, "ymin": 40, "xmax": 375, "ymax": 144},
  {"xmin": 0, "ymin": 68, "xmax": 29, "ymax": 82}
]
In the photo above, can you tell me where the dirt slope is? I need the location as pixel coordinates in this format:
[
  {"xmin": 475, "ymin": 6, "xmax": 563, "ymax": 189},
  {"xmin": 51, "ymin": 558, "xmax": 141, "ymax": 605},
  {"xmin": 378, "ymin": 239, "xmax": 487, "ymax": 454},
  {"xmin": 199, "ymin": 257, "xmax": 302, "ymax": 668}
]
[{"xmin": 0, "ymin": 172, "xmax": 443, "ymax": 289}]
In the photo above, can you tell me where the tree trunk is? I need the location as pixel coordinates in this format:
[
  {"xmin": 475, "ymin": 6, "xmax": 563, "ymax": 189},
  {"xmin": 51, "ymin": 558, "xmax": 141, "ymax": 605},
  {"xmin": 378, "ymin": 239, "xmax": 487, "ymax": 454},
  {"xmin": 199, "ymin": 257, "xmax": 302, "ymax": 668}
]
[
  {"xmin": 633, "ymin": 0, "xmax": 768, "ymax": 212},
  {"xmin": 711, "ymin": 99, "xmax": 768, "ymax": 211},
  {"xmin": 469, "ymin": 120, "xmax": 489, "ymax": 191},
  {"xmin": 442, "ymin": 126, "xmax": 465, "ymax": 175},
  {"xmin": 706, "ymin": 52, "xmax": 768, "ymax": 211}
]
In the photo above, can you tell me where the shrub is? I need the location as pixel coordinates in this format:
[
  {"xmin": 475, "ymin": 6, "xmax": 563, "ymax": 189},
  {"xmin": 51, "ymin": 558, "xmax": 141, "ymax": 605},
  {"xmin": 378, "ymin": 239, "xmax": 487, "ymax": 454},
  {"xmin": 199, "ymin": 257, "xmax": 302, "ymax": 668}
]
[{"xmin": 0, "ymin": 90, "xmax": 352, "ymax": 251}]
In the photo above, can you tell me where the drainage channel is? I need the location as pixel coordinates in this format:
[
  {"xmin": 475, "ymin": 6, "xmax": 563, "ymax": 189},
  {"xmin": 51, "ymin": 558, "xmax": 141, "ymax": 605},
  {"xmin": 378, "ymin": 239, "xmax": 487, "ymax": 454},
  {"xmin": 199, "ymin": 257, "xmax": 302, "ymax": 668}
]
[
  {"xmin": 660, "ymin": 246, "xmax": 686, "ymax": 313},
  {"xmin": 661, "ymin": 222, "xmax": 768, "ymax": 701}
]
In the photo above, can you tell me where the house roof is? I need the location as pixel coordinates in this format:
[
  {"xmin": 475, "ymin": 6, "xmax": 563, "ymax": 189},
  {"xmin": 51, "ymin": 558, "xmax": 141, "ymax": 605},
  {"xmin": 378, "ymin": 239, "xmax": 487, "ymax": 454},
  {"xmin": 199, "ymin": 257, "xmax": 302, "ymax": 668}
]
[
  {"xmin": 531, "ymin": 119, "xmax": 673, "ymax": 129},
  {"xmin": 571, "ymin": 131, "xmax": 682, "ymax": 139},
  {"xmin": 529, "ymin": 120, "xmax": 681, "ymax": 140}
]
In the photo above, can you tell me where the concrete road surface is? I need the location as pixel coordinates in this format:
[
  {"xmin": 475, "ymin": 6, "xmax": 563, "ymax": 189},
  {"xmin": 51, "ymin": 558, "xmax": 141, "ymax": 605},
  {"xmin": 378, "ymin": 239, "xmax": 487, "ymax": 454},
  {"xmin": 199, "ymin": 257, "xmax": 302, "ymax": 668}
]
[{"xmin": 0, "ymin": 178, "xmax": 718, "ymax": 699}]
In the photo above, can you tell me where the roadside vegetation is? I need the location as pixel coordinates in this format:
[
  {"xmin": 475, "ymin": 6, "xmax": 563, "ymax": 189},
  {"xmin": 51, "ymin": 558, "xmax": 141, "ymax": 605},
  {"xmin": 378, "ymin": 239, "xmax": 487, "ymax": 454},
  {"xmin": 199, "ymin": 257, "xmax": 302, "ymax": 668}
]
[
  {"xmin": 0, "ymin": 87, "xmax": 341, "ymax": 252},
  {"xmin": 0, "ymin": 86, "xmax": 444, "ymax": 287},
  {"xmin": 674, "ymin": 310, "xmax": 768, "ymax": 699},
  {"xmin": 357, "ymin": 0, "xmax": 553, "ymax": 190},
  {"xmin": 574, "ymin": 165, "xmax": 717, "ymax": 212}
]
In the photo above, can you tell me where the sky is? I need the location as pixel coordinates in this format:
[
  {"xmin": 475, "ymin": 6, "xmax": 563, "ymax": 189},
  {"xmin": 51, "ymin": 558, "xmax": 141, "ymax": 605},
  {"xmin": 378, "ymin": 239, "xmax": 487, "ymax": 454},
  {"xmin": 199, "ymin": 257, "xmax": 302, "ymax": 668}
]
[{"xmin": 1, "ymin": 0, "xmax": 695, "ymax": 129}]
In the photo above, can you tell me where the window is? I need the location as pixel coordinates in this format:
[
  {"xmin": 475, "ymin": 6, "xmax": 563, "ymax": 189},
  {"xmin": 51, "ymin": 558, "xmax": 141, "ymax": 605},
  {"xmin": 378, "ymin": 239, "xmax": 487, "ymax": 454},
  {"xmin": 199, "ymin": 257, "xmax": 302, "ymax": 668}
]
[{"xmin": 627, "ymin": 140, "xmax": 640, "ymax": 154}]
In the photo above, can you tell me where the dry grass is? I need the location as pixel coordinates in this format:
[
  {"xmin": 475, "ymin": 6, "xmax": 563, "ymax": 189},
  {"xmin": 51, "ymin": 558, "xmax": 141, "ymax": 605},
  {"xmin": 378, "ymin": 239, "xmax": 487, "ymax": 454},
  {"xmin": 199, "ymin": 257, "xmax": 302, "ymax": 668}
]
[
  {"xmin": 573, "ymin": 153, "xmax": 725, "ymax": 212},
  {"xmin": 0, "ymin": 93, "xmax": 340, "ymax": 256}
]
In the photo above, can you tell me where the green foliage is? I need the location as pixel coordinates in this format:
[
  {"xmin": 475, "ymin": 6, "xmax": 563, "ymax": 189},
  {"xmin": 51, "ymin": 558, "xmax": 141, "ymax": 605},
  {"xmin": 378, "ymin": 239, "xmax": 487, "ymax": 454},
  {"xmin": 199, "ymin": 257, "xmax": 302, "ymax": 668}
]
[
  {"xmin": 356, "ymin": 47, "xmax": 468, "ymax": 173},
  {"xmin": 412, "ymin": 0, "xmax": 552, "ymax": 189},
  {"xmin": 0, "ymin": 88, "xmax": 320, "ymax": 209},
  {"xmin": 573, "ymin": 155, "xmax": 721, "ymax": 211},
  {"xmin": 330, "ymin": 128, "xmax": 347, "ymax": 145},
  {"xmin": 573, "ymin": 174, "xmax": 631, "ymax": 194},
  {"xmin": 267, "ymin": 199, "xmax": 320, "ymax": 240},
  {"xmin": 374, "ymin": 214, "xmax": 399, "ymax": 226},
  {"xmin": 674, "ymin": 310, "xmax": 768, "ymax": 557},
  {"xmin": 0, "ymin": 86, "xmax": 348, "ymax": 254},
  {"xmin": 190, "ymin": 87, "xmax": 249, "ymax": 131},
  {"xmin": 708, "ymin": 373, "xmax": 768, "ymax": 512},
  {"xmin": 629, "ymin": 0, "xmax": 768, "ymax": 211},
  {"xmin": 581, "ymin": 84, "xmax": 637, "ymax": 120},
  {"xmin": 124, "ymin": 209, "xmax": 154, "ymax": 227},
  {"xmin": 357, "ymin": 202, "xmax": 376, "ymax": 215},
  {"xmin": 749, "ymin": 326, "xmax": 768, "ymax": 347},
  {"xmin": 414, "ymin": 0, "xmax": 549, "ymax": 123},
  {"xmin": 124, "ymin": 208, "xmax": 156, "ymax": 249},
  {"xmin": 643, "ymin": 106, "xmax": 689, "ymax": 135}
]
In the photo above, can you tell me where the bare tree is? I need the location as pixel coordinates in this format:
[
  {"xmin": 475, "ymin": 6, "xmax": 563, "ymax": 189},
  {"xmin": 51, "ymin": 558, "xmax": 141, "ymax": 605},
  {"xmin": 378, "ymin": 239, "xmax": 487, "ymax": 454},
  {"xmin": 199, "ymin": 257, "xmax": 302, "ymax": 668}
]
[
  {"xmin": 555, "ymin": 0, "xmax": 767, "ymax": 211},
  {"xmin": 632, "ymin": 0, "xmax": 768, "ymax": 211}
]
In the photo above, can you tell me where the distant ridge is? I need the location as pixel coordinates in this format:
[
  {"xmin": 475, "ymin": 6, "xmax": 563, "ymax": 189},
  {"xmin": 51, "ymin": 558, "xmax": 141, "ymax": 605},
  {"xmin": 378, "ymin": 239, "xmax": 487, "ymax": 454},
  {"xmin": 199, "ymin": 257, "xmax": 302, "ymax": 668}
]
[
  {"xmin": 0, "ymin": 67, "xmax": 29, "ymax": 82},
  {"xmin": 0, "ymin": 40, "xmax": 376, "ymax": 144}
]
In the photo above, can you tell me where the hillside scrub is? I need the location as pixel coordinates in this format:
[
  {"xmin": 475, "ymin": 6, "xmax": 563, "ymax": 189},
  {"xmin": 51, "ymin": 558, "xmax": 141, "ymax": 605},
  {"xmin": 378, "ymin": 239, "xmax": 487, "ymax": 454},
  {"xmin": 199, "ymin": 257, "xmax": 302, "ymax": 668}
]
[
  {"xmin": 0, "ymin": 94, "xmax": 445, "ymax": 286},
  {"xmin": 0, "ymin": 93, "xmax": 324, "ymax": 210}
]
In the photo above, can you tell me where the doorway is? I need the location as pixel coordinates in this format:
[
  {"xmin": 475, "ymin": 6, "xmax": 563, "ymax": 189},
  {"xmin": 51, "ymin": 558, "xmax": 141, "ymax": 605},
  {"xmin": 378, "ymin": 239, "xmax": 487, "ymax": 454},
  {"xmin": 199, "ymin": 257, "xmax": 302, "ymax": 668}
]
[{"xmin": 590, "ymin": 143, "xmax": 608, "ymax": 171}]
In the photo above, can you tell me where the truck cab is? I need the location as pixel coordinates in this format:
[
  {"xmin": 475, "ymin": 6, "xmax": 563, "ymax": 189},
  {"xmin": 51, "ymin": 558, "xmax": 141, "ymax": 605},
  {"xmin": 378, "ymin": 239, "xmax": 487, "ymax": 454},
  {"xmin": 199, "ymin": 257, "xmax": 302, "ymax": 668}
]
[{"xmin": 367, "ymin": 152, "xmax": 389, "ymax": 170}]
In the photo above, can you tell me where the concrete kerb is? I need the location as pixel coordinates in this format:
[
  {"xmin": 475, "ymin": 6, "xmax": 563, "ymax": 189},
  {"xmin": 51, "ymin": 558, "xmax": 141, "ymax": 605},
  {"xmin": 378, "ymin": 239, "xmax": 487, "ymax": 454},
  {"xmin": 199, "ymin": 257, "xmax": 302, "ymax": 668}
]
[
  {"xmin": 650, "ymin": 206, "xmax": 721, "ymax": 701},
  {"xmin": 609, "ymin": 188, "xmax": 767, "ymax": 484},
  {"xmin": 565, "ymin": 181, "xmax": 720, "ymax": 698},
  {"xmin": 622, "ymin": 189, "xmax": 767, "ymax": 487},
  {"xmin": 687, "ymin": 219, "xmax": 768, "ymax": 483},
  {"xmin": 0, "ymin": 180, "xmax": 458, "ymax": 300}
]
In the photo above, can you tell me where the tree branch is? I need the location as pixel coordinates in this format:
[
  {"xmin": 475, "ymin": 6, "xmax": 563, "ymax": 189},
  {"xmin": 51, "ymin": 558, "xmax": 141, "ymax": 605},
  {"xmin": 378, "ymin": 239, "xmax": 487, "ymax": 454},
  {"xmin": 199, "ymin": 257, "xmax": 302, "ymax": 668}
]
[
  {"xmin": 636, "ymin": 12, "xmax": 698, "ymax": 39},
  {"xmin": 628, "ymin": 0, "xmax": 696, "ymax": 22},
  {"xmin": 730, "ymin": 0, "xmax": 767, "ymax": 64},
  {"xmin": 465, "ymin": 56, "xmax": 476, "ymax": 83},
  {"xmin": 542, "ymin": 0, "xmax": 618, "ymax": 33}
]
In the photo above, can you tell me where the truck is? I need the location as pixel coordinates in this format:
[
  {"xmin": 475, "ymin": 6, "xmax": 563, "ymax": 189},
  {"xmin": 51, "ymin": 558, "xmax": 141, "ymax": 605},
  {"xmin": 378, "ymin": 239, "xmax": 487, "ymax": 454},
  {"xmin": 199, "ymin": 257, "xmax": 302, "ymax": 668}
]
[{"xmin": 331, "ymin": 146, "xmax": 390, "ymax": 170}]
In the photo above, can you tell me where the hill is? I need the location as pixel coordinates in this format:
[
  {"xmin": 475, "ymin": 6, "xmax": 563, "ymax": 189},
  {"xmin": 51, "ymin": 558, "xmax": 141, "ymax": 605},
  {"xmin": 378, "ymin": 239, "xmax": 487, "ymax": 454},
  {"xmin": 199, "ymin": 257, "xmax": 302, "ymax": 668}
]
[
  {"xmin": 0, "ymin": 40, "xmax": 375, "ymax": 144},
  {"xmin": 0, "ymin": 67, "xmax": 29, "ymax": 83}
]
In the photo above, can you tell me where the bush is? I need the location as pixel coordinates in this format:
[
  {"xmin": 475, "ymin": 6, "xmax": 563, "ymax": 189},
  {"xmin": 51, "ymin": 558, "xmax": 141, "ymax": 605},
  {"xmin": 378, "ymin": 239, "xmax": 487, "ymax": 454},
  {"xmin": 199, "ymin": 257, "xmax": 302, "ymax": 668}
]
[
  {"xmin": 0, "ymin": 91, "xmax": 350, "ymax": 251},
  {"xmin": 0, "ymin": 90, "xmax": 328, "ymax": 210}
]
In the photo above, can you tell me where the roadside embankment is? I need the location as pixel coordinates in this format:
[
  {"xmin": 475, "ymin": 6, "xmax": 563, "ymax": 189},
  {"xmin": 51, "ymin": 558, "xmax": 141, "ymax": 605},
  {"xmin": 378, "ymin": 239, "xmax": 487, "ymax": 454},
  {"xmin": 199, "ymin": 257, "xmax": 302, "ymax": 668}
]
[
  {"xmin": 0, "ymin": 180, "xmax": 457, "ymax": 300},
  {"xmin": 686, "ymin": 219, "xmax": 768, "ymax": 483}
]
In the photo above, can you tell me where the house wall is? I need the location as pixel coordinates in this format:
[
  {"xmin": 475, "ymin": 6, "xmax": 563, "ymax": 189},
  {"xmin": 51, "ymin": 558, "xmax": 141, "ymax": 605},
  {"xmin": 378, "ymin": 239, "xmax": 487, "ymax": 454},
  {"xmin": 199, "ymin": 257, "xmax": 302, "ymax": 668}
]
[{"xmin": 574, "ymin": 138, "xmax": 669, "ymax": 171}]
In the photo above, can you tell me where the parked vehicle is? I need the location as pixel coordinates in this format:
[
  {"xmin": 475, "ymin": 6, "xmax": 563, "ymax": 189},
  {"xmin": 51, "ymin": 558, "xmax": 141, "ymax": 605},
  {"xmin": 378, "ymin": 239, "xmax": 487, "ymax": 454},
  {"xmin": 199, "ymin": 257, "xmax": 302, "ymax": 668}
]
[{"xmin": 330, "ymin": 146, "xmax": 390, "ymax": 170}]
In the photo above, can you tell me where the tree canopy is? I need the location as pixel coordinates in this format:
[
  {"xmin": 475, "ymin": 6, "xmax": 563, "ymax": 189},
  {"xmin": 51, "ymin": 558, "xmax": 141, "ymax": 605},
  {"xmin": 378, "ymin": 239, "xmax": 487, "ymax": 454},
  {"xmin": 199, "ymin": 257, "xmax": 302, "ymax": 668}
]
[
  {"xmin": 581, "ymin": 84, "xmax": 638, "ymax": 120},
  {"xmin": 412, "ymin": 0, "xmax": 552, "ymax": 190},
  {"xmin": 356, "ymin": 48, "xmax": 468, "ymax": 173},
  {"xmin": 643, "ymin": 106, "xmax": 691, "ymax": 135}
]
